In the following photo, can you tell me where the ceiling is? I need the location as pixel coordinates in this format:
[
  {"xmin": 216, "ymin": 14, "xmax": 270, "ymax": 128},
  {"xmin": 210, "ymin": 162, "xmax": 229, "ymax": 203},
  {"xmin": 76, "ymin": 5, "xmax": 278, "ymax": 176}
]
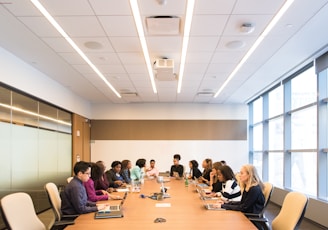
[{"xmin": 1, "ymin": 0, "xmax": 328, "ymax": 104}]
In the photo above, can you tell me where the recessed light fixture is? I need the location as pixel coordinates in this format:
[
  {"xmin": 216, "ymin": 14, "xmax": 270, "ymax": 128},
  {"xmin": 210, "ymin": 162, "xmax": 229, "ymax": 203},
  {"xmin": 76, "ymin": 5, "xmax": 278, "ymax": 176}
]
[
  {"xmin": 214, "ymin": 0, "xmax": 295, "ymax": 98},
  {"xmin": 177, "ymin": 0, "xmax": 195, "ymax": 94},
  {"xmin": 30, "ymin": 0, "xmax": 121, "ymax": 98},
  {"xmin": 130, "ymin": 0, "xmax": 157, "ymax": 94}
]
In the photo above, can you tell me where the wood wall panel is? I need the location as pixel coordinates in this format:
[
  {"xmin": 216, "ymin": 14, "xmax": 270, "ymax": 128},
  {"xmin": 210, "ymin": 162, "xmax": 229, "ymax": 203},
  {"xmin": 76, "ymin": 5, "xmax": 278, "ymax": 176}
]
[
  {"xmin": 91, "ymin": 120, "xmax": 247, "ymax": 140},
  {"xmin": 72, "ymin": 114, "xmax": 91, "ymax": 166}
]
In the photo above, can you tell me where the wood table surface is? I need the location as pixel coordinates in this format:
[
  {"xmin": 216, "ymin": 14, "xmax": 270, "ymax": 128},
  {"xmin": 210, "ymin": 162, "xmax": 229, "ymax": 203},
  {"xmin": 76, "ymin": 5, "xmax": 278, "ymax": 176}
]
[{"xmin": 65, "ymin": 178, "xmax": 257, "ymax": 230}]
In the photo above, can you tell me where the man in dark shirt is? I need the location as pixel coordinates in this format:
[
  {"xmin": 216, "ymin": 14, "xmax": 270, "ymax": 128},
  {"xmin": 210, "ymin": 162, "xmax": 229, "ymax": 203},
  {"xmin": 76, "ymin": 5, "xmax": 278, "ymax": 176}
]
[
  {"xmin": 170, "ymin": 154, "xmax": 184, "ymax": 177},
  {"xmin": 61, "ymin": 161, "xmax": 107, "ymax": 214}
]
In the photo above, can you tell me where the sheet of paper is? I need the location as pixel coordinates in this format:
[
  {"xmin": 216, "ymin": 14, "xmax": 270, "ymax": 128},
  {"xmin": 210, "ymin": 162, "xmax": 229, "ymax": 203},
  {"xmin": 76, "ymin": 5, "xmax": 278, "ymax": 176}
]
[
  {"xmin": 116, "ymin": 188, "xmax": 129, "ymax": 192},
  {"xmin": 155, "ymin": 203, "xmax": 171, "ymax": 207}
]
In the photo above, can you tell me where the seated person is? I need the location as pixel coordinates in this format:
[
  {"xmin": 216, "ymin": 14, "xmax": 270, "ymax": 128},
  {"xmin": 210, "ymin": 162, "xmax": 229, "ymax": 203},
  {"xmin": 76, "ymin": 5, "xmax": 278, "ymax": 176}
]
[
  {"xmin": 130, "ymin": 158, "xmax": 146, "ymax": 181},
  {"xmin": 93, "ymin": 161, "xmax": 115, "ymax": 192},
  {"xmin": 188, "ymin": 160, "xmax": 202, "ymax": 179},
  {"xmin": 198, "ymin": 158, "xmax": 212, "ymax": 184},
  {"xmin": 215, "ymin": 165, "xmax": 241, "ymax": 202},
  {"xmin": 170, "ymin": 154, "xmax": 184, "ymax": 178},
  {"xmin": 121, "ymin": 159, "xmax": 132, "ymax": 184},
  {"xmin": 61, "ymin": 161, "xmax": 107, "ymax": 215},
  {"xmin": 105, "ymin": 161, "xmax": 126, "ymax": 188},
  {"xmin": 214, "ymin": 164, "xmax": 265, "ymax": 214},
  {"xmin": 209, "ymin": 161, "xmax": 223, "ymax": 193},
  {"xmin": 84, "ymin": 163, "xmax": 121, "ymax": 202},
  {"xmin": 146, "ymin": 159, "xmax": 159, "ymax": 177}
]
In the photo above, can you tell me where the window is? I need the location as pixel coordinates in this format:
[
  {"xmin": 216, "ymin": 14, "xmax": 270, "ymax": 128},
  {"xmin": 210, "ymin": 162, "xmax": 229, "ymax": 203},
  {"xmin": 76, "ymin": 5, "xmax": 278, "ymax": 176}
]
[
  {"xmin": 253, "ymin": 97, "xmax": 263, "ymax": 123},
  {"xmin": 291, "ymin": 67, "xmax": 316, "ymax": 110},
  {"xmin": 291, "ymin": 106, "xmax": 317, "ymax": 149},
  {"xmin": 269, "ymin": 117, "xmax": 283, "ymax": 150},
  {"xmin": 291, "ymin": 152, "xmax": 317, "ymax": 196},
  {"xmin": 248, "ymin": 62, "xmax": 326, "ymax": 199},
  {"xmin": 268, "ymin": 152, "xmax": 283, "ymax": 187},
  {"xmin": 269, "ymin": 85, "xmax": 283, "ymax": 118},
  {"xmin": 253, "ymin": 152, "xmax": 263, "ymax": 178},
  {"xmin": 253, "ymin": 124, "xmax": 263, "ymax": 151}
]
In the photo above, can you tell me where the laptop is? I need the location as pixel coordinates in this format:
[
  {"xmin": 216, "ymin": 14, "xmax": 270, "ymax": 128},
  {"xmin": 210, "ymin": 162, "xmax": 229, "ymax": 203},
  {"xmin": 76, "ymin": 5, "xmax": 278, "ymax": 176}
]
[
  {"xmin": 204, "ymin": 202, "xmax": 225, "ymax": 211},
  {"xmin": 95, "ymin": 209, "xmax": 124, "ymax": 219},
  {"xmin": 108, "ymin": 192, "xmax": 127, "ymax": 211},
  {"xmin": 94, "ymin": 192, "xmax": 127, "ymax": 219}
]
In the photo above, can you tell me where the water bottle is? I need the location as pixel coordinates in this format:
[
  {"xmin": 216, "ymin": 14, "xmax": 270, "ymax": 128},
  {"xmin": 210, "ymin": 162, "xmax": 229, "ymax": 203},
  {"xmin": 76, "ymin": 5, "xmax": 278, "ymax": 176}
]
[{"xmin": 185, "ymin": 176, "xmax": 189, "ymax": 187}]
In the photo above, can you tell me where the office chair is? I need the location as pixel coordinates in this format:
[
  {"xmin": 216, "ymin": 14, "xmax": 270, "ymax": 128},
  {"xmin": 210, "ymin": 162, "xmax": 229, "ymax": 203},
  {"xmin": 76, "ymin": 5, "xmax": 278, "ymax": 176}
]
[
  {"xmin": 245, "ymin": 182, "xmax": 274, "ymax": 218},
  {"xmin": 249, "ymin": 191, "xmax": 308, "ymax": 230},
  {"xmin": 44, "ymin": 182, "xmax": 78, "ymax": 229},
  {"xmin": 66, "ymin": 177, "xmax": 74, "ymax": 183},
  {"xmin": 0, "ymin": 192, "xmax": 47, "ymax": 230}
]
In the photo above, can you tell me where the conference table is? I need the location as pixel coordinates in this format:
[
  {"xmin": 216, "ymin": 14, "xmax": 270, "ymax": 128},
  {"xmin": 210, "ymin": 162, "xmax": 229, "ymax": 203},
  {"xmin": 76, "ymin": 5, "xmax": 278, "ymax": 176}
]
[{"xmin": 66, "ymin": 178, "xmax": 257, "ymax": 230}]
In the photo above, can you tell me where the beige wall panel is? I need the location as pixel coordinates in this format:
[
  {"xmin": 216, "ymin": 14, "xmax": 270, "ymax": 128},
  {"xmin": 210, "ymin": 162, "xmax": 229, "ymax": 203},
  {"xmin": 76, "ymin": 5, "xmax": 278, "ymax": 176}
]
[{"xmin": 91, "ymin": 120, "xmax": 247, "ymax": 140}]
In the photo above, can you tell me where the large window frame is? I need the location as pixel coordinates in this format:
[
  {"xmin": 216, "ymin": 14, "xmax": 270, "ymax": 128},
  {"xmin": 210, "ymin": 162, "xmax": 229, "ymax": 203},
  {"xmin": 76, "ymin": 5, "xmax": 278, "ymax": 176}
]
[{"xmin": 249, "ymin": 60, "xmax": 328, "ymax": 200}]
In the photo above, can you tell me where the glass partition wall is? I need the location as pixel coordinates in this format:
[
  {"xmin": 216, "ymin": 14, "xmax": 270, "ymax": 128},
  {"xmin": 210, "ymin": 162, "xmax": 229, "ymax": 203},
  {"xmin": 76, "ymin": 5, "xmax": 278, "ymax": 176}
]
[{"xmin": 0, "ymin": 84, "xmax": 72, "ymax": 228}]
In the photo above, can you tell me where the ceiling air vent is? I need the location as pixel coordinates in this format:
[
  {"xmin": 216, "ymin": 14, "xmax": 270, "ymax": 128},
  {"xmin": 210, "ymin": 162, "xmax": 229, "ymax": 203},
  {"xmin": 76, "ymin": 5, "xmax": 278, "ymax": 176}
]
[{"xmin": 146, "ymin": 16, "xmax": 180, "ymax": 35}]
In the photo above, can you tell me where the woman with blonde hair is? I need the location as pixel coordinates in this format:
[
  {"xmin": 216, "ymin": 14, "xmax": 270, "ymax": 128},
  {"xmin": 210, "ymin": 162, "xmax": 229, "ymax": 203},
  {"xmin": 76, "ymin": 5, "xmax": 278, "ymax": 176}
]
[{"xmin": 215, "ymin": 164, "xmax": 265, "ymax": 214}]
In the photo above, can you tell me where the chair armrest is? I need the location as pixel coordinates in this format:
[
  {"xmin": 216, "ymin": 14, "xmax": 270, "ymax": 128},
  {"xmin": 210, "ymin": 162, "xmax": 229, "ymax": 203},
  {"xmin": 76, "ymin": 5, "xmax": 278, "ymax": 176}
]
[
  {"xmin": 51, "ymin": 220, "xmax": 75, "ymax": 230},
  {"xmin": 61, "ymin": 214, "xmax": 79, "ymax": 220},
  {"xmin": 244, "ymin": 212, "xmax": 262, "ymax": 218},
  {"xmin": 248, "ymin": 217, "xmax": 270, "ymax": 230},
  {"xmin": 248, "ymin": 217, "xmax": 267, "ymax": 222}
]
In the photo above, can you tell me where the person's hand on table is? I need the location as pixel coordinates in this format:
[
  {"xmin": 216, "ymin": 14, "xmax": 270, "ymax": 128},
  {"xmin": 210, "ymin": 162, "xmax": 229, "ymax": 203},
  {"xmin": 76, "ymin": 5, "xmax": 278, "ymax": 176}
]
[
  {"xmin": 96, "ymin": 203, "xmax": 108, "ymax": 211},
  {"xmin": 109, "ymin": 194, "xmax": 122, "ymax": 200}
]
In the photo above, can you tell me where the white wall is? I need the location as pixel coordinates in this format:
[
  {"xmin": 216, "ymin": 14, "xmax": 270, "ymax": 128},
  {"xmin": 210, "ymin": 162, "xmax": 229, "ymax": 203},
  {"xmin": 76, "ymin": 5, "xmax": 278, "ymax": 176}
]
[
  {"xmin": 91, "ymin": 140, "xmax": 248, "ymax": 174},
  {"xmin": 0, "ymin": 47, "xmax": 91, "ymax": 117},
  {"xmin": 90, "ymin": 103, "xmax": 248, "ymax": 173}
]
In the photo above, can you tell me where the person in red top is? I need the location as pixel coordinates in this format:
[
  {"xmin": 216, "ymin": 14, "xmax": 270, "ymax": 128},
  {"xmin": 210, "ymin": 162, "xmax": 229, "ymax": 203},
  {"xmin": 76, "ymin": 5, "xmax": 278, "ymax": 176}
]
[
  {"xmin": 93, "ymin": 161, "xmax": 114, "ymax": 192},
  {"xmin": 84, "ymin": 162, "xmax": 121, "ymax": 202}
]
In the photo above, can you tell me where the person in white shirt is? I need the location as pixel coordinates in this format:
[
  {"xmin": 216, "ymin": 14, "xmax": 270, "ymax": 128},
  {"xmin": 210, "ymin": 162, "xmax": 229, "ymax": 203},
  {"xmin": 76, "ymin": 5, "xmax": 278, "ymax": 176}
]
[
  {"xmin": 146, "ymin": 159, "xmax": 159, "ymax": 177},
  {"xmin": 215, "ymin": 165, "xmax": 241, "ymax": 202}
]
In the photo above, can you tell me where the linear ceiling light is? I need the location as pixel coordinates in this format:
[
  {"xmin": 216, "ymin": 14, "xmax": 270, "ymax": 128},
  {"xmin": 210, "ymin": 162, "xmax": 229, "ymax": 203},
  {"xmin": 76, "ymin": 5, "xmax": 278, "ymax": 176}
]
[
  {"xmin": 0, "ymin": 103, "xmax": 71, "ymax": 126},
  {"xmin": 30, "ymin": 0, "xmax": 121, "ymax": 98},
  {"xmin": 130, "ymin": 0, "xmax": 157, "ymax": 94},
  {"xmin": 177, "ymin": 0, "xmax": 195, "ymax": 94},
  {"xmin": 213, "ymin": 0, "xmax": 294, "ymax": 98}
]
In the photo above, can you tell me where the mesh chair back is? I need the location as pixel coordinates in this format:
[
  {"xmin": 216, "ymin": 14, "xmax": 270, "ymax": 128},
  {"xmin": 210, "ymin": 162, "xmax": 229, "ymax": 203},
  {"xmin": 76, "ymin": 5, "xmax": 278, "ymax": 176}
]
[
  {"xmin": 45, "ymin": 182, "xmax": 62, "ymax": 221},
  {"xmin": 0, "ymin": 192, "xmax": 46, "ymax": 230},
  {"xmin": 272, "ymin": 191, "xmax": 308, "ymax": 230}
]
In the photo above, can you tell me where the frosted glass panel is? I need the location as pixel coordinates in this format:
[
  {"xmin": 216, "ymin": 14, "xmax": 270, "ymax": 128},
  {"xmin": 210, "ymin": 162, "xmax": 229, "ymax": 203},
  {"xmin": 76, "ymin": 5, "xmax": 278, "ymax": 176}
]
[
  {"xmin": 12, "ymin": 125, "xmax": 39, "ymax": 189},
  {"xmin": 39, "ymin": 130, "xmax": 59, "ymax": 184},
  {"xmin": 58, "ymin": 132, "xmax": 72, "ymax": 176},
  {"xmin": 0, "ymin": 122, "xmax": 12, "ymax": 190}
]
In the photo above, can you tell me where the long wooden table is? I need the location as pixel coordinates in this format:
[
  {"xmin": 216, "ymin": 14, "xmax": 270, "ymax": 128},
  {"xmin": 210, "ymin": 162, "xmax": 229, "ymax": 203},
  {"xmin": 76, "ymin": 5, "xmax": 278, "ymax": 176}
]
[{"xmin": 66, "ymin": 178, "xmax": 257, "ymax": 229}]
